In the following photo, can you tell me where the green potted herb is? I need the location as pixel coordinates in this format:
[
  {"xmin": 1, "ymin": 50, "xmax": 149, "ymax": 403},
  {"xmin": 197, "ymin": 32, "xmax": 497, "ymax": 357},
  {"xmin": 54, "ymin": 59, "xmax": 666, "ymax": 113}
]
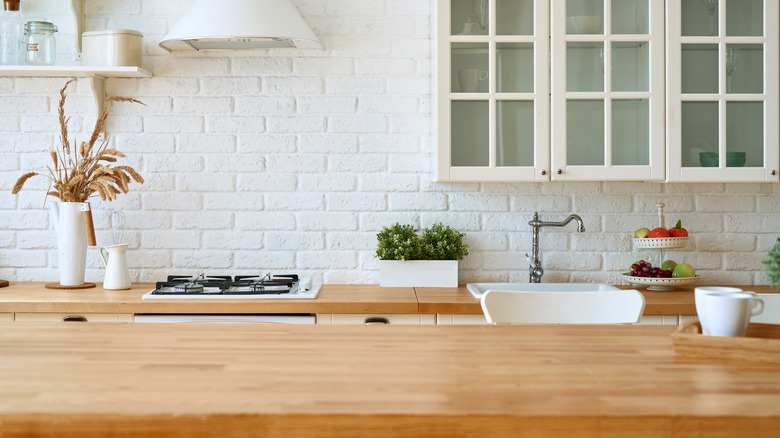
[
  {"xmin": 376, "ymin": 223, "xmax": 469, "ymax": 287},
  {"xmin": 763, "ymin": 237, "xmax": 780, "ymax": 288}
]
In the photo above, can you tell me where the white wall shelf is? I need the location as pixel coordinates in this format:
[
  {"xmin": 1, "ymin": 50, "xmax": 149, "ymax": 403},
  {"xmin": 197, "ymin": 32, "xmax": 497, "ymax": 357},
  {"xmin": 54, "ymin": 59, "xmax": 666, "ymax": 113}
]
[
  {"xmin": 0, "ymin": 66, "xmax": 152, "ymax": 138},
  {"xmin": 0, "ymin": 0, "xmax": 152, "ymax": 138},
  {"xmin": 0, "ymin": 65, "xmax": 151, "ymax": 77},
  {"xmin": 69, "ymin": 0, "xmax": 85, "ymax": 59}
]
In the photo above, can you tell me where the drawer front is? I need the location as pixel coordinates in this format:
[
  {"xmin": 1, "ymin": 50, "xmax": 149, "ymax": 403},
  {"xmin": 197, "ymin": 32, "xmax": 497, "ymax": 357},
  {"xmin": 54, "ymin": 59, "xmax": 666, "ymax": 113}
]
[
  {"xmin": 637, "ymin": 315, "xmax": 679, "ymax": 325},
  {"xmin": 0, "ymin": 313, "xmax": 12, "ymax": 322},
  {"xmin": 436, "ymin": 314, "xmax": 488, "ymax": 325},
  {"xmin": 14, "ymin": 313, "xmax": 134, "ymax": 322},
  {"xmin": 320, "ymin": 314, "xmax": 434, "ymax": 325}
]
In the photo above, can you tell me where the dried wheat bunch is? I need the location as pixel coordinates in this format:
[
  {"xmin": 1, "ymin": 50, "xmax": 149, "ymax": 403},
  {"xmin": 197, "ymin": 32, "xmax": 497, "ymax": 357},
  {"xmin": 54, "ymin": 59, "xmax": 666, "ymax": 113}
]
[{"xmin": 12, "ymin": 79, "xmax": 146, "ymax": 202}]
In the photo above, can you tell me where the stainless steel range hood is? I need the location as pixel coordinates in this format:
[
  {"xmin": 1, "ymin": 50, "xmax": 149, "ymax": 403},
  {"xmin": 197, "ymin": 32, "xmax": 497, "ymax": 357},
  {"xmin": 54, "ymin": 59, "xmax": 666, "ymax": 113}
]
[{"xmin": 159, "ymin": 0, "xmax": 320, "ymax": 52}]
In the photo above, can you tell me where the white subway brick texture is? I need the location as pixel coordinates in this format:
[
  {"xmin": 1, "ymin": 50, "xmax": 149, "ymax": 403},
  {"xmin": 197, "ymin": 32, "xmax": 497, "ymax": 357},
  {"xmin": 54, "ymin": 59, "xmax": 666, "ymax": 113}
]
[{"xmin": 0, "ymin": 0, "xmax": 777, "ymax": 286}]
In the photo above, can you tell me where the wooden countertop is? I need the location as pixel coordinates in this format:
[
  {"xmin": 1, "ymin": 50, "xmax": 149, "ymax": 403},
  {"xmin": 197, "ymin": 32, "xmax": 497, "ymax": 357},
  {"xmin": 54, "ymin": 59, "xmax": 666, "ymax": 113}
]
[
  {"xmin": 1, "ymin": 322, "xmax": 778, "ymax": 437},
  {"xmin": 0, "ymin": 282, "xmax": 419, "ymax": 314},
  {"xmin": 1, "ymin": 282, "xmax": 778, "ymax": 315},
  {"xmin": 416, "ymin": 284, "xmax": 780, "ymax": 315}
]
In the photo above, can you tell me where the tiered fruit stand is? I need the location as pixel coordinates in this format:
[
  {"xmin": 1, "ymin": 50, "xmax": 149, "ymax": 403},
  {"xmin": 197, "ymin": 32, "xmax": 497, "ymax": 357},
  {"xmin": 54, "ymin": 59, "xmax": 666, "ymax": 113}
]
[{"xmin": 623, "ymin": 203, "xmax": 699, "ymax": 291}]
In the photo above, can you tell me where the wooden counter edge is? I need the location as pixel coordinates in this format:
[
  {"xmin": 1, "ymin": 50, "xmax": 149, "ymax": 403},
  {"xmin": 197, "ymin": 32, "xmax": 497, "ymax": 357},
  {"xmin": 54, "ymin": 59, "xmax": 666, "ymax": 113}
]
[
  {"xmin": 0, "ymin": 283, "xmax": 420, "ymax": 315},
  {"xmin": 2, "ymin": 413, "xmax": 779, "ymax": 438},
  {"xmin": 2, "ymin": 282, "xmax": 778, "ymax": 316}
]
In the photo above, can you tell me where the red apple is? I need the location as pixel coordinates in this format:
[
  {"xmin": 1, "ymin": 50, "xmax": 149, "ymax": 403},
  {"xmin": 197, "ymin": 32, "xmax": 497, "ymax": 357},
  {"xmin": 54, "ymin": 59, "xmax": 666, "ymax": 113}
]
[
  {"xmin": 668, "ymin": 220, "xmax": 689, "ymax": 237},
  {"xmin": 648, "ymin": 227, "xmax": 670, "ymax": 238}
]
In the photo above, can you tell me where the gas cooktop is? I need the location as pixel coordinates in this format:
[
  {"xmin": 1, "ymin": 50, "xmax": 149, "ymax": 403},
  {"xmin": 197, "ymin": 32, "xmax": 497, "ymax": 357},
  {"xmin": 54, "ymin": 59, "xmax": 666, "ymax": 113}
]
[{"xmin": 142, "ymin": 274, "xmax": 320, "ymax": 300}]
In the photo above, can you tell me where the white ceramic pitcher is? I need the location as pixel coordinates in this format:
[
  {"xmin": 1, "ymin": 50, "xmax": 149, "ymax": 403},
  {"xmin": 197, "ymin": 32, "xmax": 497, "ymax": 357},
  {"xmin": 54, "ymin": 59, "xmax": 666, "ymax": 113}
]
[
  {"xmin": 100, "ymin": 244, "xmax": 131, "ymax": 290},
  {"xmin": 50, "ymin": 201, "xmax": 88, "ymax": 286}
]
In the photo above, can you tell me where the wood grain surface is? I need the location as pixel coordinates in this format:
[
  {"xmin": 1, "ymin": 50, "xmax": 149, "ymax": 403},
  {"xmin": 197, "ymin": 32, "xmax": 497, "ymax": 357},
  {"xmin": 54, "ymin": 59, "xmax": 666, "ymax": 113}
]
[
  {"xmin": 44, "ymin": 282, "xmax": 96, "ymax": 290},
  {"xmin": 673, "ymin": 321, "xmax": 780, "ymax": 364},
  {"xmin": 1, "ymin": 322, "xmax": 779, "ymax": 437},
  {"xmin": 0, "ymin": 283, "xmax": 419, "ymax": 314},
  {"xmin": 1, "ymin": 282, "xmax": 778, "ymax": 316}
]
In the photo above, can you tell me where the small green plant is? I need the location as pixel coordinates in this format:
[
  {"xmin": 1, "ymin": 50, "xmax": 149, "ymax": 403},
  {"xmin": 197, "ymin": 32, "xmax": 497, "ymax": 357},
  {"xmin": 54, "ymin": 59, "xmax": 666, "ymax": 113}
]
[
  {"xmin": 421, "ymin": 223, "xmax": 469, "ymax": 261},
  {"xmin": 763, "ymin": 236, "xmax": 780, "ymax": 287},
  {"xmin": 375, "ymin": 223, "xmax": 469, "ymax": 261}
]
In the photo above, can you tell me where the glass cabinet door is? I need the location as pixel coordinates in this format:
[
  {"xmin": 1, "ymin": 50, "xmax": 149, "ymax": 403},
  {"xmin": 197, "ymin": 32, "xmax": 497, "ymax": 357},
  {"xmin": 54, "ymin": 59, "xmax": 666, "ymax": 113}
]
[
  {"xmin": 436, "ymin": 0, "xmax": 550, "ymax": 181},
  {"xmin": 667, "ymin": 0, "xmax": 779, "ymax": 182},
  {"xmin": 551, "ymin": 0, "xmax": 665, "ymax": 181}
]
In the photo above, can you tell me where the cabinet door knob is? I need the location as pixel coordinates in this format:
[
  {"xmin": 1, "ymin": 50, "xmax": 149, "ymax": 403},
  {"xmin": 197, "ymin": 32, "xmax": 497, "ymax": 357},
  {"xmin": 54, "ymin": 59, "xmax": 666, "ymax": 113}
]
[
  {"xmin": 772, "ymin": 169, "xmax": 777, "ymax": 176},
  {"xmin": 556, "ymin": 169, "xmax": 563, "ymax": 175},
  {"xmin": 541, "ymin": 169, "xmax": 547, "ymax": 176},
  {"xmin": 62, "ymin": 315, "xmax": 88, "ymax": 322}
]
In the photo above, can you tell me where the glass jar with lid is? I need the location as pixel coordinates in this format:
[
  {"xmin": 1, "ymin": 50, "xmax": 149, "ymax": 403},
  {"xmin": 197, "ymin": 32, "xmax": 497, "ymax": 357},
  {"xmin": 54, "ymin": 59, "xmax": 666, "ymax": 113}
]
[
  {"xmin": 1, "ymin": 0, "xmax": 24, "ymax": 65},
  {"xmin": 23, "ymin": 20, "xmax": 57, "ymax": 65}
]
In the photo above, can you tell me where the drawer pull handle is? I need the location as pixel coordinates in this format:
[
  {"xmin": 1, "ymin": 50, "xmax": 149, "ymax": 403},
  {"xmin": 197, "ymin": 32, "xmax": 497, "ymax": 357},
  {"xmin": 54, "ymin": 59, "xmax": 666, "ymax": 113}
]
[
  {"xmin": 363, "ymin": 317, "xmax": 390, "ymax": 325},
  {"xmin": 62, "ymin": 315, "xmax": 88, "ymax": 322}
]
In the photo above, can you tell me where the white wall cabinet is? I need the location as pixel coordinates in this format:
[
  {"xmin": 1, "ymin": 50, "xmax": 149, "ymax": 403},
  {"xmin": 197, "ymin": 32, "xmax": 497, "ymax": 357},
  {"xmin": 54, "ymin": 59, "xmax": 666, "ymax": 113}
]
[
  {"xmin": 551, "ymin": 0, "xmax": 665, "ymax": 181},
  {"xmin": 436, "ymin": 0, "xmax": 779, "ymax": 182},
  {"xmin": 666, "ymin": 0, "xmax": 779, "ymax": 182},
  {"xmin": 436, "ymin": 0, "xmax": 550, "ymax": 181}
]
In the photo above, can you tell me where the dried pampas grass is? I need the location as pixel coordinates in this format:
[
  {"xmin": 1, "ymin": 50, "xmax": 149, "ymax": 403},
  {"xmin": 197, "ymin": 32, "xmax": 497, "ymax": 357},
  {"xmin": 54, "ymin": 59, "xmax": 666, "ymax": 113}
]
[{"xmin": 11, "ymin": 79, "xmax": 146, "ymax": 202}]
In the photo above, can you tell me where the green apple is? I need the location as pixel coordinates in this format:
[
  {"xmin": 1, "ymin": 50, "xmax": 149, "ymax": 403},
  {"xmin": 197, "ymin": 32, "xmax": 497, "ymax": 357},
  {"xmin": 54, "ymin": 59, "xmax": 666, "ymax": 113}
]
[
  {"xmin": 672, "ymin": 263, "xmax": 695, "ymax": 278},
  {"xmin": 634, "ymin": 227, "xmax": 651, "ymax": 238},
  {"xmin": 661, "ymin": 260, "xmax": 677, "ymax": 271}
]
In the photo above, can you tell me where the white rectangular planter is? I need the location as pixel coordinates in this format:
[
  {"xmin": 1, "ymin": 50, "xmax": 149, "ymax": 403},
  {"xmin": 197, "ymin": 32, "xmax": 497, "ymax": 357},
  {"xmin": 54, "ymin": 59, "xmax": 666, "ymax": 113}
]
[{"xmin": 379, "ymin": 260, "xmax": 458, "ymax": 288}]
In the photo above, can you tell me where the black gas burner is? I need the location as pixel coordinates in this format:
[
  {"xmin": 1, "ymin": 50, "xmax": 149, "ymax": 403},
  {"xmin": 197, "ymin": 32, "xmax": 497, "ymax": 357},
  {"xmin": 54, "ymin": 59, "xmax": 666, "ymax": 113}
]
[
  {"xmin": 229, "ymin": 275, "xmax": 299, "ymax": 295},
  {"xmin": 150, "ymin": 274, "xmax": 300, "ymax": 296}
]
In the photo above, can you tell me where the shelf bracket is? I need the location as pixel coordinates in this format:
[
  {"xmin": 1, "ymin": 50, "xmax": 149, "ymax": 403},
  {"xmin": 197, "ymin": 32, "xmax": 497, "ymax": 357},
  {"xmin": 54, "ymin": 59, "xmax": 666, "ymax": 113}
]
[
  {"xmin": 88, "ymin": 75, "xmax": 106, "ymax": 141},
  {"xmin": 68, "ymin": 0, "xmax": 85, "ymax": 60}
]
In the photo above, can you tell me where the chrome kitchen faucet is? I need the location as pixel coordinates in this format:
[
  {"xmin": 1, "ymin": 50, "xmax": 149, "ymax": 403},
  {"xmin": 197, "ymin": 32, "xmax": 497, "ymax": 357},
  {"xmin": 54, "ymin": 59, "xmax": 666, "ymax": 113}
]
[{"xmin": 527, "ymin": 212, "xmax": 585, "ymax": 283}]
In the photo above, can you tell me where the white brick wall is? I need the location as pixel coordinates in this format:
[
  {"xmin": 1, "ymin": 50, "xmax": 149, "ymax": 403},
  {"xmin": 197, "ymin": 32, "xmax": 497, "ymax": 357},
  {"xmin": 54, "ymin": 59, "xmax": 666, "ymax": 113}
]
[{"xmin": 1, "ymin": 0, "xmax": 779, "ymax": 287}]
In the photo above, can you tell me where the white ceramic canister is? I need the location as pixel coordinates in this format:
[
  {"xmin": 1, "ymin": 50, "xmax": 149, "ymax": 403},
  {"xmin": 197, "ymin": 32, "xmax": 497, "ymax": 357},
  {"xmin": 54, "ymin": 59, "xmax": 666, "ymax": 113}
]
[{"xmin": 81, "ymin": 29, "xmax": 142, "ymax": 67}]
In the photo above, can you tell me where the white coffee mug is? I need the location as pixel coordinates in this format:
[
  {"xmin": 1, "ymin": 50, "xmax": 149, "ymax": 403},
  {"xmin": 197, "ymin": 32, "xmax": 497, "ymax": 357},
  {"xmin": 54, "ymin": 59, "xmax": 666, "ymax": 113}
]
[
  {"xmin": 704, "ymin": 292, "xmax": 764, "ymax": 337},
  {"xmin": 458, "ymin": 69, "xmax": 488, "ymax": 93},
  {"xmin": 694, "ymin": 287, "xmax": 743, "ymax": 335}
]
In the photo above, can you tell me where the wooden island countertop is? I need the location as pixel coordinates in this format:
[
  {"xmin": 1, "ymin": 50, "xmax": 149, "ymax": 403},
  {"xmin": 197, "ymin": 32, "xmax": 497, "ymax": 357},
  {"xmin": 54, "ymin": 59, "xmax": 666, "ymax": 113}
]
[{"xmin": 1, "ymin": 322, "xmax": 779, "ymax": 437}]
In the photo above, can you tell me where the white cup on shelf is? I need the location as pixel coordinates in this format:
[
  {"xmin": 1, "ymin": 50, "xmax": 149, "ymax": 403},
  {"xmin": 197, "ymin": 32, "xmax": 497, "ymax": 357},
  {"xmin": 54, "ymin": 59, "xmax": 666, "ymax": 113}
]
[{"xmin": 704, "ymin": 292, "xmax": 764, "ymax": 337}]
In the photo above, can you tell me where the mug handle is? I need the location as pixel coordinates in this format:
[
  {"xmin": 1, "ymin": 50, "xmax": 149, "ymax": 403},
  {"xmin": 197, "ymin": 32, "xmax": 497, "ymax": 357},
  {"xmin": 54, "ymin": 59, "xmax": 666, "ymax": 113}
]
[
  {"xmin": 750, "ymin": 297, "xmax": 764, "ymax": 317},
  {"xmin": 478, "ymin": 71, "xmax": 488, "ymax": 81}
]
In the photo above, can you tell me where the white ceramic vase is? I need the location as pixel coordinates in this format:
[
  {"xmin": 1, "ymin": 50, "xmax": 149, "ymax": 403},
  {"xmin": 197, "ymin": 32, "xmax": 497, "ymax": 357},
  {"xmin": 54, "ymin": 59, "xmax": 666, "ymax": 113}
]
[{"xmin": 51, "ymin": 201, "xmax": 88, "ymax": 286}]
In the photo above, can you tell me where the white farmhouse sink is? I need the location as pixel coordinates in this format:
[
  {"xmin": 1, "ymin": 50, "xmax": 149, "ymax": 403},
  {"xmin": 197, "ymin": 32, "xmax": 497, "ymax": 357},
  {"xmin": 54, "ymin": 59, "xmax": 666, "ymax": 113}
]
[{"xmin": 466, "ymin": 283, "xmax": 619, "ymax": 299}]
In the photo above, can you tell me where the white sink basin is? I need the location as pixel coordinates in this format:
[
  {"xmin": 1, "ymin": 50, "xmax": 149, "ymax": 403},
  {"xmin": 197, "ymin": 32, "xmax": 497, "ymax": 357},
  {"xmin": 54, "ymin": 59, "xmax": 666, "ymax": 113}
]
[{"xmin": 466, "ymin": 282, "xmax": 619, "ymax": 299}]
